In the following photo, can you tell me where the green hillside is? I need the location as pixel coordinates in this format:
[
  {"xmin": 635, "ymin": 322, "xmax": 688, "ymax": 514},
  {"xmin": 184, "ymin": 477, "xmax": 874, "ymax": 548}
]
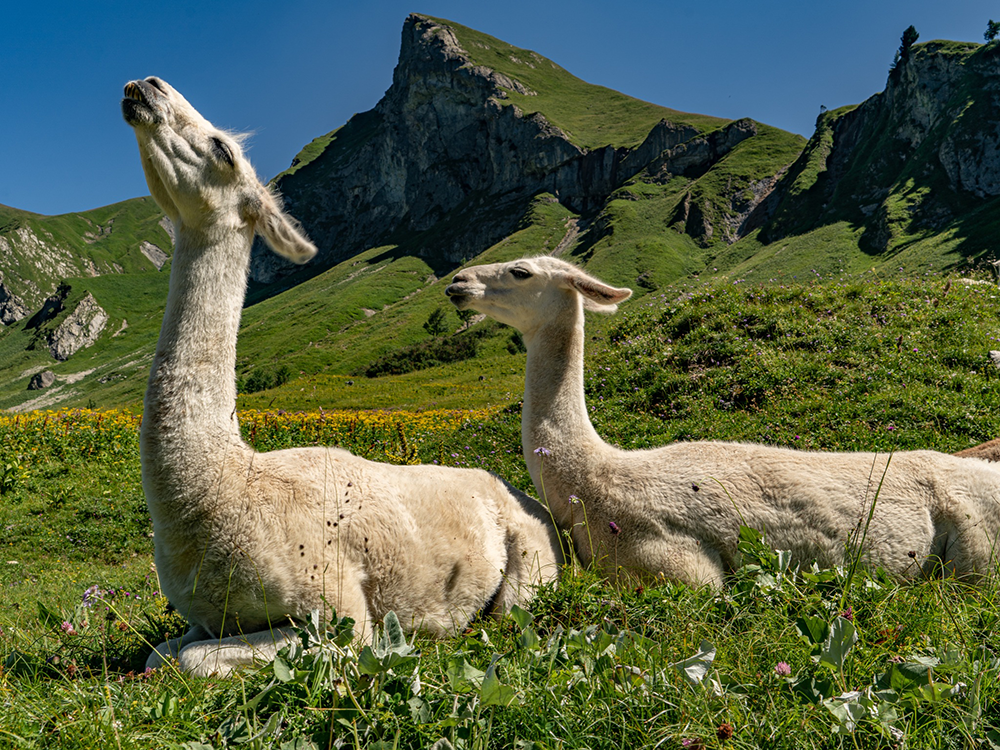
[
  {"xmin": 748, "ymin": 40, "xmax": 1000, "ymax": 277},
  {"xmin": 1, "ymin": 23, "xmax": 998, "ymax": 414},
  {"xmin": 0, "ymin": 271, "xmax": 168, "ymax": 410},
  {"xmin": 427, "ymin": 16, "xmax": 729, "ymax": 149},
  {"xmin": 0, "ymin": 198, "xmax": 169, "ymax": 308}
]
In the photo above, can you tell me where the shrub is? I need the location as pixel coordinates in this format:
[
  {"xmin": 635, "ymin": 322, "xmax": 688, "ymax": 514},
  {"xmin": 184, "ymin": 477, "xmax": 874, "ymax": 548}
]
[
  {"xmin": 363, "ymin": 333, "xmax": 481, "ymax": 377},
  {"xmin": 238, "ymin": 363, "xmax": 293, "ymax": 394}
]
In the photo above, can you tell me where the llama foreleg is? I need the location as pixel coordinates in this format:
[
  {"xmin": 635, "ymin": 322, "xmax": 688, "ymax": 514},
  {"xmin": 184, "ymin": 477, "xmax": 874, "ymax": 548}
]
[{"xmin": 174, "ymin": 626, "xmax": 301, "ymax": 678}]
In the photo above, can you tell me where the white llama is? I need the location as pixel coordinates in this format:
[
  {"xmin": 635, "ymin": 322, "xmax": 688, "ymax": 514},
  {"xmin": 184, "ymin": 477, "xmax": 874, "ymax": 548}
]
[
  {"xmin": 122, "ymin": 78, "xmax": 561, "ymax": 677},
  {"xmin": 446, "ymin": 255, "xmax": 1000, "ymax": 587}
]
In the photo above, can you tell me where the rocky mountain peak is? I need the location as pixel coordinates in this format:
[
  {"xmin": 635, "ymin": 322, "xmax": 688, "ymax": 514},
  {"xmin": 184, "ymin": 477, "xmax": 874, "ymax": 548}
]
[
  {"xmin": 255, "ymin": 15, "xmax": 775, "ymax": 284},
  {"xmin": 766, "ymin": 39, "xmax": 1000, "ymax": 256}
]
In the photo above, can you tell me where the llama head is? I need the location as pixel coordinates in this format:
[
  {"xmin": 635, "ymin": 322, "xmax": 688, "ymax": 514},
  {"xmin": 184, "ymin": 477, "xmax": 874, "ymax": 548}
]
[
  {"xmin": 121, "ymin": 77, "xmax": 316, "ymax": 263},
  {"xmin": 446, "ymin": 256, "xmax": 632, "ymax": 333}
]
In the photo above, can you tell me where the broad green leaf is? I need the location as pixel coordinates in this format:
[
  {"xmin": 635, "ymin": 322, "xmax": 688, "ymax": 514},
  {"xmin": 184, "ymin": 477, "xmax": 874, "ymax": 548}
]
[
  {"xmin": 795, "ymin": 615, "xmax": 829, "ymax": 647},
  {"xmin": 272, "ymin": 654, "xmax": 293, "ymax": 683},
  {"xmin": 819, "ymin": 617, "xmax": 857, "ymax": 672},
  {"xmin": 885, "ymin": 661, "xmax": 933, "ymax": 693},
  {"xmin": 670, "ymin": 640, "xmax": 715, "ymax": 687},
  {"xmin": 481, "ymin": 662, "xmax": 517, "ymax": 706},
  {"xmin": 824, "ymin": 696, "xmax": 868, "ymax": 734},
  {"xmin": 280, "ymin": 738, "xmax": 320, "ymax": 750},
  {"xmin": 509, "ymin": 604, "xmax": 533, "ymax": 630},
  {"xmin": 912, "ymin": 681, "xmax": 964, "ymax": 703},
  {"xmin": 518, "ymin": 627, "xmax": 540, "ymax": 650},
  {"xmin": 384, "ymin": 610, "xmax": 407, "ymax": 652},
  {"xmin": 357, "ymin": 645, "xmax": 382, "ymax": 675},
  {"xmin": 408, "ymin": 696, "xmax": 431, "ymax": 723},
  {"xmin": 446, "ymin": 656, "xmax": 485, "ymax": 692},
  {"xmin": 791, "ymin": 675, "xmax": 835, "ymax": 704}
]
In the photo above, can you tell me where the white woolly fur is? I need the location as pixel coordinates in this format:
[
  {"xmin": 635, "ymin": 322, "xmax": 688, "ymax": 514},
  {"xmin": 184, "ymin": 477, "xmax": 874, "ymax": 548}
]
[
  {"xmin": 446, "ymin": 255, "xmax": 1000, "ymax": 587},
  {"xmin": 122, "ymin": 78, "xmax": 561, "ymax": 677}
]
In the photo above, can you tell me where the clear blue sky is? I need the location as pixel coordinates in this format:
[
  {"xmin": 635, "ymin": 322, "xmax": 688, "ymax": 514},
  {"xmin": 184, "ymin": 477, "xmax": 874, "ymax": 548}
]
[{"xmin": 2, "ymin": 0, "xmax": 996, "ymax": 216}]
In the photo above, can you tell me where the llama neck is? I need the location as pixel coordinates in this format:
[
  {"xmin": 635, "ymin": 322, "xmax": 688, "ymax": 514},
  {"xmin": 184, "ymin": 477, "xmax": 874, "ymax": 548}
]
[
  {"xmin": 141, "ymin": 223, "xmax": 250, "ymax": 471},
  {"xmin": 521, "ymin": 300, "xmax": 610, "ymax": 525}
]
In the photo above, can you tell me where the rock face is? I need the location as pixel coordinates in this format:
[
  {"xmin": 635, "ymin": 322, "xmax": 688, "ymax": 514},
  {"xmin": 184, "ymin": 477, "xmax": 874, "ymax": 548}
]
[
  {"xmin": 0, "ymin": 282, "xmax": 29, "ymax": 324},
  {"xmin": 140, "ymin": 241, "xmax": 169, "ymax": 270},
  {"xmin": 25, "ymin": 286, "xmax": 109, "ymax": 361},
  {"xmin": 765, "ymin": 40, "xmax": 1000, "ymax": 254},
  {"xmin": 257, "ymin": 14, "xmax": 784, "ymax": 282},
  {"xmin": 0, "ymin": 197, "xmax": 167, "ymax": 316},
  {"xmin": 28, "ymin": 370, "xmax": 55, "ymax": 390},
  {"xmin": 46, "ymin": 292, "xmax": 108, "ymax": 361}
]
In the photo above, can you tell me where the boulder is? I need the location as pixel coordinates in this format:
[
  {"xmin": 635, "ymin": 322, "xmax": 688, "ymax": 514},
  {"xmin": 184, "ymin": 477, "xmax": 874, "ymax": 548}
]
[
  {"xmin": 47, "ymin": 292, "xmax": 108, "ymax": 361},
  {"xmin": 27, "ymin": 370, "xmax": 56, "ymax": 390}
]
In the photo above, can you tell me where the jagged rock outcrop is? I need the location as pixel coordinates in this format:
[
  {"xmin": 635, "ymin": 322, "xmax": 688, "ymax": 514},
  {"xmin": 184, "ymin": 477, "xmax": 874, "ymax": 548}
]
[
  {"xmin": 0, "ymin": 226, "xmax": 79, "ymax": 310},
  {"xmin": 28, "ymin": 370, "xmax": 56, "ymax": 391},
  {"xmin": 255, "ymin": 14, "xmax": 783, "ymax": 282},
  {"xmin": 764, "ymin": 40, "xmax": 1000, "ymax": 255},
  {"xmin": 140, "ymin": 240, "xmax": 169, "ymax": 270},
  {"xmin": 25, "ymin": 286, "xmax": 109, "ymax": 361},
  {"xmin": 0, "ymin": 282, "xmax": 29, "ymax": 324},
  {"xmin": 46, "ymin": 292, "xmax": 108, "ymax": 361},
  {"xmin": 646, "ymin": 119, "xmax": 757, "ymax": 182}
]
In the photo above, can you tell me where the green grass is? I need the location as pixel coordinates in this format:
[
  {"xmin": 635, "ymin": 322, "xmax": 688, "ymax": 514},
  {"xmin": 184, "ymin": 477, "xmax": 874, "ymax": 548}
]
[
  {"xmin": 592, "ymin": 275, "xmax": 1000, "ymax": 453},
  {"xmin": 0, "ymin": 271, "xmax": 168, "ymax": 411},
  {"xmin": 5, "ymin": 331, "xmax": 1000, "ymax": 747}
]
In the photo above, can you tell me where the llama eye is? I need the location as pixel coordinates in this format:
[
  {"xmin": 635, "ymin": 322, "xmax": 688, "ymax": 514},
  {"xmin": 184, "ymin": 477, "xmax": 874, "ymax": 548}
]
[
  {"xmin": 510, "ymin": 268, "xmax": 531, "ymax": 280},
  {"xmin": 211, "ymin": 137, "xmax": 235, "ymax": 168}
]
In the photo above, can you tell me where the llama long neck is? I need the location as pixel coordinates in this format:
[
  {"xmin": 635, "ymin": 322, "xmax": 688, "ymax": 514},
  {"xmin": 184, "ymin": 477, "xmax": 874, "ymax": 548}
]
[
  {"xmin": 140, "ymin": 222, "xmax": 251, "ymax": 505},
  {"xmin": 521, "ymin": 298, "xmax": 611, "ymax": 526}
]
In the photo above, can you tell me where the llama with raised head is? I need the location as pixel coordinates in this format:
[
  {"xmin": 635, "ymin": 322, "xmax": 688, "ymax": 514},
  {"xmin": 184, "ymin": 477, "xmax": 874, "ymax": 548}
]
[
  {"xmin": 122, "ymin": 78, "xmax": 561, "ymax": 676},
  {"xmin": 446, "ymin": 255, "xmax": 1000, "ymax": 587}
]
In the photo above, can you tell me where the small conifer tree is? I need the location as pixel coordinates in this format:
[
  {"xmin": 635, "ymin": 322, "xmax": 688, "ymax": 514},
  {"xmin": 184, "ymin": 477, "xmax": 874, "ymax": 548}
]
[
  {"xmin": 899, "ymin": 25, "xmax": 919, "ymax": 60},
  {"xmin": 423, "ymin": 307, "xmax": 447, "ymax": 337}
]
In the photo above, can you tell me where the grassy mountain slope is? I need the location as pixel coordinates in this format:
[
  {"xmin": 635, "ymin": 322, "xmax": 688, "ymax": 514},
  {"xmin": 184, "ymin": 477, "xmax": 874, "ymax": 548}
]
[
  {"xmin": 0, "ymin": 198, "xmax": 169, "ymax": 308},
  {"xmin": 1, "ymin": 23, "xmax": 997, "ymax": 414},
  {"xmin": 747, "ymin": 40, "xmax": 1000, "ymax": 279},
  {"xmin": 0, "ymin": 271, "xmax": 168, "ymax": 410},
  {"xmin": 427, "ymin": 16, "xmax": 729, "ymax": 149}
]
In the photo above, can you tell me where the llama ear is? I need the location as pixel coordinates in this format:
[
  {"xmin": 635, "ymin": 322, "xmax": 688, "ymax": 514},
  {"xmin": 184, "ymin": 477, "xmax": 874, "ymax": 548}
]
[
  {"xmin": 247, "ymin": 191, "xmax": 317, "ymax": 264},
  {"xmin": 564, "ymin": 270, "xmax": 632, "ymax": 313}
]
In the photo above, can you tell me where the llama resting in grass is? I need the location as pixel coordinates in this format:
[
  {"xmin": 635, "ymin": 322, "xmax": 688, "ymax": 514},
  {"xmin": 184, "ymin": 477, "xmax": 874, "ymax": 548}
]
[
  {"xmin": 122, "ymin": 77, "xmax": 561, "ymax": 677},
  {"xmin": 446, "ymin": 255, "xmax": 1000, "ymax": 587}
]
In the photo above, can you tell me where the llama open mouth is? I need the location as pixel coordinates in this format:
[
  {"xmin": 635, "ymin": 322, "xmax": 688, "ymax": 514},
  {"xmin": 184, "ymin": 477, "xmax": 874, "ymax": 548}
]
[
  {"xmin": 123, "ymin": 81, "xmax": 147, "ymax": 104},
  {"xmin": 121, "ymin": 79, "xmax": 162, "ymax": 125}
]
